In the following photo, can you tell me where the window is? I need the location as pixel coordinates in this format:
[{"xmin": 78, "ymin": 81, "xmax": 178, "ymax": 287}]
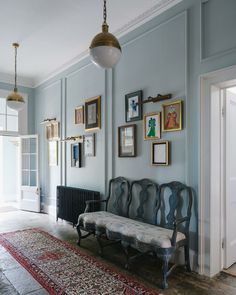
[{"xmin": 0, "ymin": 97, "xmax": 18, "ymax": 132}]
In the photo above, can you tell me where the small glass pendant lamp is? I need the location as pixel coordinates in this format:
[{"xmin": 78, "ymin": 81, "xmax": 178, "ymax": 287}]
[
  {"xmin": 89, "ymin": 0, "xmax": 122, "ymax": 69},
  {"xmin": 7, "ymin": 43, "xmax": 25, "ymax": 111}
]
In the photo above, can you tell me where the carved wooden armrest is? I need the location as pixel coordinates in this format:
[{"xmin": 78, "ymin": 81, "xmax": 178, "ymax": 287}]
[
  {"xmin": 84, "ymin": 199, "xmax": 107, "ymax": 213},
  {"xmin": 171, "ymin": 217, "xmax": 190, "ymax": 247}
]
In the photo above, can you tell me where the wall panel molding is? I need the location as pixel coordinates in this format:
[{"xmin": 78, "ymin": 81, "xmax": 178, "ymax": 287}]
[{"xmin": 200, "ymin": 0, "xmax": 236, "ymax": 62}]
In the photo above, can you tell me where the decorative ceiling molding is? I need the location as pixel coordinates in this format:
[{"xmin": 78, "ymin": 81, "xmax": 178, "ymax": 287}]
[
  {"xmin": 115, "ymin": 0, "xmax": 182, "ymax": 37},
  {"xmin": 32, "ymin": 0, "xmax": 182, "ymax": 88}
]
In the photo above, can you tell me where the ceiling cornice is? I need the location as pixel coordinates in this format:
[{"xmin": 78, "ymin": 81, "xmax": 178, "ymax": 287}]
[{"xmin": 32, "ymin": 0, "xmax": 182, "ymax": 88}]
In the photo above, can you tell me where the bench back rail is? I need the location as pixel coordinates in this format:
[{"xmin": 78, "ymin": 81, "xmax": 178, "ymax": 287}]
[
  {"xmin": 106, "ymin": 177, "xmax": 130, "ymax": 217},
  {"xmin": 157, "ymin": 181, "xmax": 193, "ymax": 235},
  {"xmin": 128, "ymin": 179, "xmax": 159, "ymax": 225}
]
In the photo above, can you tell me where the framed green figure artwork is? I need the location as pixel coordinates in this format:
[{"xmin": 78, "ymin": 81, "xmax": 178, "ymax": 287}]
[{"xmin": 143, "ymin": 112, "xmax": 161, "ymax": 140}]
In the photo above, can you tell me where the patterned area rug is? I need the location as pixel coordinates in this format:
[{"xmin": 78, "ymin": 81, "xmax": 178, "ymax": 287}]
[{"xmin": 0, "ymin": 228, "xmax": 159, "ymax": 295}]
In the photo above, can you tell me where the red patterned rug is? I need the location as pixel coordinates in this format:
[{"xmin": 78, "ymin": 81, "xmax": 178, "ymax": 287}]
[{"xmin": 0, "ymin": 228, "xmax": 159, "ymax": 295}]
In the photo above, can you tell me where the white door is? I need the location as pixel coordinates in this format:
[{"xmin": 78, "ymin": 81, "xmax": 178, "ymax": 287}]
[
  {"xmin": 225, "ymin": 89, "xmax": 236, "ymax": 268},
  {"xmin": 20, "ymin": 135, "xmax": 40, "ymax": 212}
]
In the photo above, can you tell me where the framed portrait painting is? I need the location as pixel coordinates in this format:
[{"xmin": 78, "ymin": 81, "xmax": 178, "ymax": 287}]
[
  {"xmin": 125, "ymin": 90, "xmax": 142, "ymax": 122},
  {"xmin": 162, "ymin": 100, "xmax": 183, "ymax": 132},
  {"xmin": 143, "ymin": 112, "xmax": 161, "ymax": 140},
  {"xmin": 84, "ymin": 134, "xmax": 95, "ymax": 157},
  {"xmin": 71, "ymin": 143, "xmax": 82, "ymax": 168},
  {"xmin": 85, "ymin": 96, "xmax": 101, "ymax": 131},
  {"xmin": 151, "ymin": 141, "xmax": 169, "ymax": 166},
  {"xmin": 118, "ymin": 124, "xmax": 136, "ymax": 157},
  {"xmin": 75, "ymin": 105, "xmax": 84, "ymax": 125}
]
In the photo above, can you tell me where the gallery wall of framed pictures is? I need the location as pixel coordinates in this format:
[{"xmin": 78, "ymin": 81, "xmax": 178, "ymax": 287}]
[{"xmin": 117, "ymin": 89, "xmax": 183, "ymax": 165}]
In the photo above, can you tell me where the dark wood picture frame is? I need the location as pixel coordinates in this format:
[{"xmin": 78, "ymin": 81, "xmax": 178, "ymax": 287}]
[
  {"xmin": 125, "ymin": 90, "xmax": 143, "ymax": 122},
  {"xmin": 85, "ymin": 96, "xmax": 101, "ymax": 131},
  {"xmin": 71, "ymin": 142, "xmax": 82, "ymax": 168},
  {"xmin": 118, "ymin": 124, "xmax": 136, "ymax": 157}
]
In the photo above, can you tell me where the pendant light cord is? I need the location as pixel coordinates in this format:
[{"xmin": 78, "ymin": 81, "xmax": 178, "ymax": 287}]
[
  {"xmin": 103, "ymin": 0, "xmax": 107, "ymax": 24},
  {"xmin": 14, "ymin": 44, "xmax": 18, "ymax": 91}
]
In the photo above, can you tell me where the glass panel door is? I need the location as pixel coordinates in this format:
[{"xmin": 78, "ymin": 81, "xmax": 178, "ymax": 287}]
[{"xmin": 20, "ymin": 135, "xmax": 40, "ymax": 212}]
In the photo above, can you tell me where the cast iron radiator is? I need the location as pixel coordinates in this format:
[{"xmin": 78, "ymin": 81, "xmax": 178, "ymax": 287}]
[{"xmin": 56, "ymin": 186, "xmax": 100, "ymax": 226}]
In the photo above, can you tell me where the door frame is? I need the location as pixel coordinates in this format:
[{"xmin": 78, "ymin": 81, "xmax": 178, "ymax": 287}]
[{"xmin": 199, "ymin": 64, "xmax": 236, "ymax": 277}]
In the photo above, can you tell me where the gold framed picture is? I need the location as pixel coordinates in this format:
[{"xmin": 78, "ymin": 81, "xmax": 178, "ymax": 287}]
[
  {"xmin": 75, "ymin": 105, "xmax": 84, "ymax": 124},
  {"xmin": 143, "ymin": 112, "xmax": 161, "ymax": 140},
  {"xmin": 85, "ymin": 96, "xmax": 101, "ymax": 131},
  {"xmin": 46, "ymin": 121, "xmax": 60, "ymax": 140},
  {"xmin": 162, "ymin": 100, "xmax": 183, "ymax": 132},
  {"xmin": 151, "ymin": 141, "xmax": 169, "ymax": 166}
]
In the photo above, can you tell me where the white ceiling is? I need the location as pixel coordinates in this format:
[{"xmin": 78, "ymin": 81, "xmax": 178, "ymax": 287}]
[{"xmin": 0, "ymin": 0, "xmax": 181, "ymax": 87}]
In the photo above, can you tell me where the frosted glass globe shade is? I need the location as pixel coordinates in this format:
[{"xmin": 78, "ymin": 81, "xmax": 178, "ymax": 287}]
[
  {"xmin": 90, "ymin": 46, "xmax": 121, "ymax": 69},
  {"xmin": 7, "ymin": 100, "xmax": 25, "ymax": 111}
]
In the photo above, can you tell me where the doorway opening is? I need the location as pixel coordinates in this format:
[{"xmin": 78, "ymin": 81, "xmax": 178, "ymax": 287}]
[
  {"xmin": 0, "ymin": 135, "xmax": 20, "ymax": 209},
  {"xmin": 199, "ymin": 65, "xmax": 236, "ymax": 277}
]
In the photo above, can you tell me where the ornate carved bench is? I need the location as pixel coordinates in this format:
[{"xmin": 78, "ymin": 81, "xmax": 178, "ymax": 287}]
[{"xmin": 77, "ymin": 177, "xmax": 192, "ymax": 289}]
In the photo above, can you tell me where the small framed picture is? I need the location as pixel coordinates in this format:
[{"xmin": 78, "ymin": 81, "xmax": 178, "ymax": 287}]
[
  {"xmin": 118, "ymin": 124, "xmax": 136, "ymax": 157},
  {"xmin": 125, "ymin": 90, "xmax": 142, "ymax": 122},
  {"xmin": 75, "ymin": 106, "xmax": 84, "ymax": 124},
  {"xmin": 71, "ymin": 143, "xmax": 82, "ymax": 168},
  {"xmin": 143, "ymin": 112, "xmax": 161, "ymax": 140},
  {"xmin": 46, "ymin": 124, "xmax": 52, "ymax": 140},
  {"xmin": 48, "ymin": 141, "xmax": 58, "ymax": 166},
  {"xmin": 152, "ymin": 141, "xmax": 169, "ymax": 166},
  {"xmin": 162, "ymin": 100, "xmax": 183, "ymax": 132},
  {"xmin": 84, "ymin": 134, "xmax": 95, "ymax": 157},
  {"xmin": 85, "ymin": 96, "xmax": 101, "ymax": 131},
  {"xmin": 46, "ymin": 122, "xmax": 60, "ymax": 140}
]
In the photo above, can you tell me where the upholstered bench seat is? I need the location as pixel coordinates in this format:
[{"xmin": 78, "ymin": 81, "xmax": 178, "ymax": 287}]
[
  {"xmin": 77, "ymin": 178, "xmax": 193, "ymax": 289},
  {"xmin": 79, "ymin": 211, "xmax": 186, "ymax": 249}
]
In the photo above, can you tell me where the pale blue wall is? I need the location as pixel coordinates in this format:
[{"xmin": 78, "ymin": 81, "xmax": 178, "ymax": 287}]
[{"xmin": 33, "ymin": 0, "xmax": 236, "ymax": 259}]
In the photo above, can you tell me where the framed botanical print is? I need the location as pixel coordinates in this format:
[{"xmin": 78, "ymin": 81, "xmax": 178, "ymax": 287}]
[
  {"xmin": 118, "ymin": 124, "xmax": 136, "ymax": 157},
  {"xmin": 143, "ymin": 112, "xmax": 161, "ymax": 140},
  {"xmin": 85, "ymin": 96, "xmax": 101, "ymax": 131},
  {"xmin": 162, "ymin": 100, "xmax": 183, "ymax": 132},
  {"xmin": 151, "ymin": 141, "xmax": 169, "ymax": 166},
  {"xmin": 84, "ymin": 134, "xmax": 95, "ymax": 157},
  {"xmin": 75, "ymin": 105, "xmax": 84, "ymax": 124},
  {"xmin": 71, "ymin": 143, "xmax": 82, "ymax": 168},
  {"xmin": 125, "ymin": 90, "xmax": 142, "ymax": 122},
  {"xmin": 48, "ymin": 141, "xmax": 58, "ymax": 166}
]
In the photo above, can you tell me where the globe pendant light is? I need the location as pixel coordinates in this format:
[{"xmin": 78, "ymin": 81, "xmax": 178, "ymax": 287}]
[
  {"xmin": 89, "ymin": 0, "xmax": 121, "ymax": 69},
  {"xmin": 7, "ymin": 43, "xmax": 25, "ymax": 111}
]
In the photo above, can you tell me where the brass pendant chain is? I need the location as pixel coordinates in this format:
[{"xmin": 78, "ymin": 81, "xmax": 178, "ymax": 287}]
[
  {"xmin": 14, "ymin": 45, "xmax": 17, "ymax": 91},
  {"xmin": 103, "ymin": 0, "xmax": 107, "ymax": 24}
]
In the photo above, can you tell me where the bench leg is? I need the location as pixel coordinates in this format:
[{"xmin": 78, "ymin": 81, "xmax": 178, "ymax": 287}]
[
  {"xmin": 96, "ymin": 234, "xmax": 104, "ymax": 256},
  {"xmin": 121, "ymin": 242, "xmax": 130, "ymax": 270},
  {"xmin": 184, "ymin": 244, "xmax": 191, "ymax": 272},
  {"xmin": 76, "ymin": 225, "xmax": 82, "ymax": 246},
  {"xmin": 161, "ymin": 255, "xmax": 170, "ymax": 289}
]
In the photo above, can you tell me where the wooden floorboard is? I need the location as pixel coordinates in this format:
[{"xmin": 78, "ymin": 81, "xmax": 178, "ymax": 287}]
[{"xmin": 0, "ymin": 210, "xmax": 236, "ymax": 294}]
